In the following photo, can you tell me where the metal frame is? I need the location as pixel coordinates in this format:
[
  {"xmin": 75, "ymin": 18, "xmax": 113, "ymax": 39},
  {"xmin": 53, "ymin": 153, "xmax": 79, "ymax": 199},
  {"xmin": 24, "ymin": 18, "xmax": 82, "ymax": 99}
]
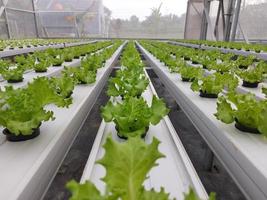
[
  {"xmin": 0, "ymin": 0, "xmax": 106, "ymax": 39},
  {"xmin": 185, "ymin": 0, "xmax": 242, "ymax": 41}
]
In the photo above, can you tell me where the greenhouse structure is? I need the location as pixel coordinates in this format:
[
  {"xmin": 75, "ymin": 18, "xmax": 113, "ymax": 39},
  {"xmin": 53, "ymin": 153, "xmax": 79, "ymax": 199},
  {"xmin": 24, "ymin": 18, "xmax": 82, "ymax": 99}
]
[{"xmin": 0, "ymin": 0, "xmax": 266, "ymax": 200}]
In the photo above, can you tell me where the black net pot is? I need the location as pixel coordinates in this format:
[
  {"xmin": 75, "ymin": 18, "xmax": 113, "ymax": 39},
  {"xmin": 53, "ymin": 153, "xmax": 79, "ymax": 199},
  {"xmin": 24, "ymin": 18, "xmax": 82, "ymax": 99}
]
[
  {"xmin": 234, "ymin": 119, "xmax": 260, "ymax": 134},
  {"xmin": 242, "ymin": 81, "xmax": 259, "ymax": 88},
  {"xmin": 3, "ymin": 126, "xmax": 41, "ymax": 142},
  {"xmin": 199, "ymin": 90, "xmax": 218, "ymax": 98},
  {"xmin": 7, "ymin": 78, "xmax": 23, "ymax": 83},
  {"xmin": 115, "ymin": 125, "xmax": 148, "ymax": 140}
]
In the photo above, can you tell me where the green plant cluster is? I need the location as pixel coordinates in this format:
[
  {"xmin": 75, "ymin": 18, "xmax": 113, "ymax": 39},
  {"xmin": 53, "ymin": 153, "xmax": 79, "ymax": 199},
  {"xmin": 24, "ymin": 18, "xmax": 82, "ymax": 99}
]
[
  {"xmin": 0, "ymin": 41, "xmax": 113, "ymax": 82},
  {"xmin": 0, "ymin": 38, "xmax": 84, "ymax": 51},
  {"xmin": 140, "ymin": 40, "xmax": 267, "ymax": 136},
  {"xmin": 141, "ymin": 41, "xmax": 266, "ymax": 87},
  {"xmin": 67, "ymin": 41, "xmax": 215, "ymax": 200},
  {"xmin": 102, "ymin": 42, "xmax": 169, "ymax": 138},
  {"xmin": 0, "ymin": 41, "xmax": 123, "ymax": 137},
  {"xmin": 140, "ymin": 41, "xmax": 238, "ymax": 96},
  {"xmin": 0, "ymin": 77, "xmax": 71, "ymax": 135},
  {"xmin": 65, "ymin": 42, "xmax": 122, "ymax": 85},
  {"xmin": 176, "ymin": 39, "xmax": 267, "ymax": 53},
  {"xmin": 215, "ymin": 92, "xmax": 267, "ymax": 136}
]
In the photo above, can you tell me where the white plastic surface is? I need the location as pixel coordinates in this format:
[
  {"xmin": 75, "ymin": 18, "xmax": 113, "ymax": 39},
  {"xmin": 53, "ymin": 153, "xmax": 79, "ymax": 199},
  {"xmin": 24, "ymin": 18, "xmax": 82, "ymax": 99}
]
[
  {"xmin": 0, "ymin": 44, "xmax": 113, "ymax": 90},
  {"xmin": 81, "ymin": 70, "xmax": 208, "ymax": 200},
  {"xmin": 167, "ymin": 41, "xmax": 267, "ymax": 61},
  {"xmin": 0, "ymin": 40, "xmax": 96, "ymax": 58},
  {"xmin": 138, "ymin": 42, "xmax": 267, "ymax": 200}
]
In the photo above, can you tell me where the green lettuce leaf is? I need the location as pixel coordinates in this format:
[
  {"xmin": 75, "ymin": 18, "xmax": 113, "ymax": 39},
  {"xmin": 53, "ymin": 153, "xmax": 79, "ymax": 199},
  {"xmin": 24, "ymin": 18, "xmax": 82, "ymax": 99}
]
[
  {"xmin": 66, "ymin": 135, "xmax": 178, "ymax": 200},
  {"xmin": 97, "ymin": 136, "xmax": 165, "ymax": 200},
  {"xmin": 67, "ymin": 180, "xmax": 108, "ymax": 200},
  {"xmin": 101, "ymin": 96, "xmax": 169, "ymax": 138},
  {"xmin": 140, "ymin": 188, "xmax": 170, "ymax": 200},
  {"xmin": 214, "ymin": 96, "xmax": 235, "ymax": 124},
  {"xmin": 150, "ymin": 96, "xmax": 170, "ymax": 125},
  {"xmin": 262, "ymin": 87, "xmax": 267, "ymax": 97},
  {"xmin": 258, "ymin": 108, "xmax": 267, "ymax": 137},
  {"xmin": 184, "ymin": 188, "xmax": 216, "ymax": 200},
  {"xmin": 27, "ymin": 77, "xmax": 71, "ymax": 107}
]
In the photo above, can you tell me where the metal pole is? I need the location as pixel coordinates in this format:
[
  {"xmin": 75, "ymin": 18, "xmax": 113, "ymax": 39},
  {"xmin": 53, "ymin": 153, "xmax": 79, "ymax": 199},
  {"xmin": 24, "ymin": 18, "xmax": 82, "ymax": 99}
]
[
  {"xmin": 4, "ymin": 10, "xmax": 11, "ymax": 38},
  {"xmin": 184, "ymin": 0, "xmax": 191, "ymax": 39},
  {"xmin": 1, "ymin": 0, "xmax": 10, "ymax": 38},
  {"xmin": 230, "ymin": 0, "xmax": 241, "ymax": 41},
  {"xmin": 224, "ymin": 0, "xmax": 236, "ymax": 41},
  {"xmin": 200, "ymin": 0, "xmax": 211, "ymax": 40},
  {"xmin": 32, "ymin": 0, "xmax": 40, "ymax": 38}
]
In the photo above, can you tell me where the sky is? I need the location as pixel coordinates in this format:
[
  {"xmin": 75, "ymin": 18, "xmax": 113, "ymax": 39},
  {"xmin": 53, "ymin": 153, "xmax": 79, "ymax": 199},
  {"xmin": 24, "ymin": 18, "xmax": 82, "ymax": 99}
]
[{"xmin": 102, "ymin": 0, "xmax": 188, "ymax": 20}]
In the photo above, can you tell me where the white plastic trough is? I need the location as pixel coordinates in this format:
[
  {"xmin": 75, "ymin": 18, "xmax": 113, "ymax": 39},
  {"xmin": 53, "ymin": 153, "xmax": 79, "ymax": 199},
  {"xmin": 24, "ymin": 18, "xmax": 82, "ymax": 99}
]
[
  {"xmin": 185, "ymin": 61, "xmax": 266, "ymax": 100},
  {"xmin": 0, "ymin": 42, "xmax": 125, "ymax": 200},
  {"xmin": 167, "ymin": 41, "xmax": 267, "ymax": 61},
  {"xmin": 0, "ymin": 40, "xmax": 97, "ymax": 58},
  {"xmin": 80, "ymin": 70, "xmax": 208, "ymax": 200},
  {"xmin": 0, "ymin": 43, "xmax": 113, "ymax": 89},
  {"xmin": 137, "ymin": 42, "xmax": 267, "ymax": 200}
]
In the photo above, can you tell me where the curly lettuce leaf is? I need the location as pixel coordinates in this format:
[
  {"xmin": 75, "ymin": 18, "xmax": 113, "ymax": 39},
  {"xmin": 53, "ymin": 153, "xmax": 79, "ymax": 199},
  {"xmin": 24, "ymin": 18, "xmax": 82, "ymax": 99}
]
[
  {"xmin": 1, "ymin": 109, "xmax": 53, "ymax": 136},
  {"xmin": 258, "ymin": 107, "xmax": 267, "ymax": 137},
  {"xmin": 101, "ymin": 101, "xmax": 114, "ymax": 122},
  {"xmin": 27, "ymin": 77, "xmax": 71, "ymax": 107},
  {"xmin": 184, "ymin": 188, "xmax": 216, "ymax": 200},
  {"xmin": 74, "ymin": 68, "xmax": 96, "ymax": 84},
  {"xmin": 66, "ymin": 135, "xmax": 176, "ymax": 200},
  {"xmin": 0, "ymin": 86, "xmax": 54, "ymax": 135},
  {"xmin": 67, "ymin": 180, "xmax": 109, "ymax": 200},
  {"xmin": 97, "ymin": 136, "xmax": 165, "ymax": 200},
  {"xmin": 140, "ymin": 188, "xmax": 170, "ymax": 200},
  {"xmin": 215, "ymin": 92, "xmax": 267, "ymax": 135},
  {"xmin": 262, "ymin": 87, "xmax": 267, "ymax": 98},
  {"xmin": 191, "ymin": 79, "xmax": 200, "ymax": 92},
  {"xmin": 150, "ymin": 96, "xmax": 170, "ymax": 125},
  {"xmin": 101, "ymin": 96, "xmax": 168, "ymax": 138},
  {"xmin": 214, "ymin": 96, "xmax": 235, "ymax": 124},
  {"xmin": 51, "ymin": 74, "xmax": 75, "ymax": 99}
]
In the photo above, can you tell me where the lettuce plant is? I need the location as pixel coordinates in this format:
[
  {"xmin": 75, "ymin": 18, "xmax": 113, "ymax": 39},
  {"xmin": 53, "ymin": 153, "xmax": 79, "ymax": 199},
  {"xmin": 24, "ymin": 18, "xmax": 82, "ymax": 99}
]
[
  {"xmin": 63, "ymin": 51, "xmax": 74, "ymax": 62},
  {"xmin": 263, "ymin": 87, "xmax": 267, "ymax": 98},
  {"xmin": 101, "ymin": 96, "xmax": 169, "ymax": 138},
  {"xmin": 215, "ymin": 92, "xmax": 267, "ymax": 135},
  {"xmin": 210, "ymin": 61, "xmax": 236, "ymax": 73},
  {"xmin": 191, "ymin": 73, "xmax": 238, "ymax": 96},
  {"xmin": 67, "ymin": 136, "xmax": 170, "ymax": 200},
  {"xmin": 236, "ymin": 55, "xmax": 256, "ymax": 69},
  {"xmin": 107, "ymin": 70, "xmax": 149, "ymax": 98},
  {"xmin": 67, "ymin": 136, "xmax": 216, "ymax": 200},
  {"xmin": 73, "ymin": 67, "xmax": 96, "ymax": 84},
  {"xmin": 185, "ymin": 188, "xmax": 216, "ymax": 200},
  {"xmin": 34, "ymin": 59, "xmax": 51, "ymax": 73},
  {"xmin": 237, "ymin": 67, "xmax": 264, "ymax": 84},
  {"xmin": 14, "ymin": 55, "xmax": 28, "ymax": 65},
  {"xmin": 179, "ymin": 66, "xmax": 204, "ymax": 82},
  {"xmin": 0, "ymin": 77, "xmax": 70, "ymax": 136},
  {"xmin": 0, "ymin": 59, "xmax": 11, "ymax": 73},
  {"xmin": 107, "ymin": 41, "xmax": 148, "ymax": 98},
  {"xmin": 51, "ymin": 55, "xmax": 64, "ymax": 66},
  {"xmin": 2, "ymin": 67, "xmax": 24, "ymax": 83},
  {"xmin": 50, "ymin": 74, "xmax": 75, "ymax": 99},
  {"xmin": 81, "ymin": 54, "xmax": 104, "ymax": 72}
]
